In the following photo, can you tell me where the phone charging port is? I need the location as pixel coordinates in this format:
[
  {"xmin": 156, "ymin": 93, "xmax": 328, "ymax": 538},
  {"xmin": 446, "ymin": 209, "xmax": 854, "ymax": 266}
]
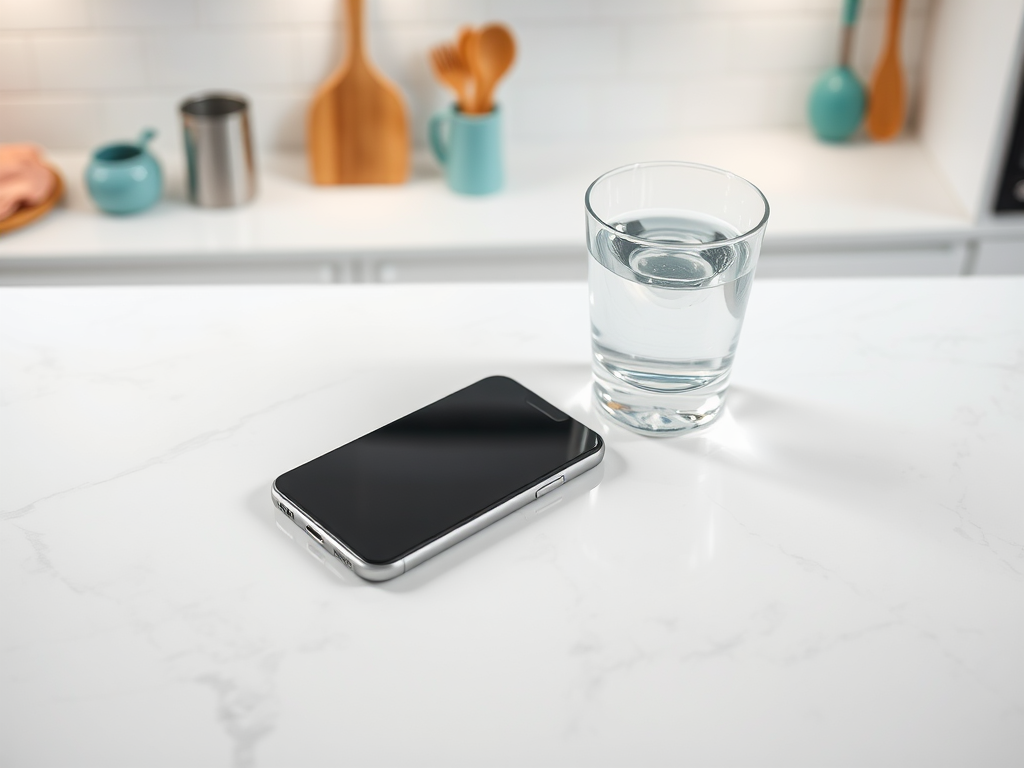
[{"xmin": 305, "ymin": 525, "xmax": 323, "ymax": 543}]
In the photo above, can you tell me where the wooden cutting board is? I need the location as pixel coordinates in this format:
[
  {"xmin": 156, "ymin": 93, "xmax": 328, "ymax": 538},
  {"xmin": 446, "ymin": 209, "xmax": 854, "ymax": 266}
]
[{"xmin": 308, "ymin": 0, "xmax": 409, "ymax": 184}]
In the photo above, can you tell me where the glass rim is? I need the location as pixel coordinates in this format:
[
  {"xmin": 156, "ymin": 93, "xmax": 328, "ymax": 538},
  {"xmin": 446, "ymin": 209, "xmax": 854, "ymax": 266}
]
[{"xmin": 585, "ymin": 160, "xmax": 771, "ymax": 250}]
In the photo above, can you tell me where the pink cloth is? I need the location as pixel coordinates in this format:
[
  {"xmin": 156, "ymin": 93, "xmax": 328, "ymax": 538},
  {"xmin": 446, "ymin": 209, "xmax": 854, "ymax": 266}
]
[{"xmin": 0, "ymin": 144, "xmax": 56, "ymax": 222}]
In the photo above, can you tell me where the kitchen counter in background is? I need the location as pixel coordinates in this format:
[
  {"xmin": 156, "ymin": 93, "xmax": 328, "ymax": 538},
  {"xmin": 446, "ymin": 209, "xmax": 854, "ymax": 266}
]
[
  {"xmin": 2, "ymin": 278, "xmax": 1022, "ymax": 766},
  {"xmin": 2, "ymin": 129, "xmax": 1023, "ymax": 285}
]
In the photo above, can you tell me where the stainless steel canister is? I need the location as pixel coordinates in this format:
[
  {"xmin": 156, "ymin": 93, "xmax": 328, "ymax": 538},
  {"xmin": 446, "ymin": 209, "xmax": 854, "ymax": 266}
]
[{"xmin": 180, "ymin": 93, "xmax": 256, "ymax": 207}]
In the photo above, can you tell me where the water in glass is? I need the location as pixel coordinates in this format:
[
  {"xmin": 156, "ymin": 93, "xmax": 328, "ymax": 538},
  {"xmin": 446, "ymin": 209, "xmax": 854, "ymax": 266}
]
[{"xmin": 588, "ymin": 209, "xmax": 755, "ymax": 434}]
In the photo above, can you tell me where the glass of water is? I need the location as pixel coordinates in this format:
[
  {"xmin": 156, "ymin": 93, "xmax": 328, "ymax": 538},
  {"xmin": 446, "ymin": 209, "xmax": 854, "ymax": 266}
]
[{"xmin": 586, "ymin": 161, "xmax": 770, "ymax": 435}]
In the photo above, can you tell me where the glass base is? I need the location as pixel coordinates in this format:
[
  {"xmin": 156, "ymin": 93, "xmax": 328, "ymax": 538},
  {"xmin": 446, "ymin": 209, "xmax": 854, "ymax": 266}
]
[{"xmin": 593, "ymin": 380, "xmax": 726, "ymax": 436}]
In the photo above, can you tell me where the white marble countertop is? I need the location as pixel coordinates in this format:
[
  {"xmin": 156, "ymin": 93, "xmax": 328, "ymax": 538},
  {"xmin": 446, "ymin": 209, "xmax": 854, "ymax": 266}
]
[{"xmin": 2, "ymin": 278, "xmax": 1023, "ymax": 766}]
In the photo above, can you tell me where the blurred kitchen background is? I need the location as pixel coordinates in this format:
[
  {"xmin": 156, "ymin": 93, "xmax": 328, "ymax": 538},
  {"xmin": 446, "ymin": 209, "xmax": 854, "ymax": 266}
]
[
  {"xmin": 0, "ymin": 0, "xmax": 937, "ymax": 151},
  {"xmin": 1, "ymin": 0, "xmax": 1022, "ymax": 283}
]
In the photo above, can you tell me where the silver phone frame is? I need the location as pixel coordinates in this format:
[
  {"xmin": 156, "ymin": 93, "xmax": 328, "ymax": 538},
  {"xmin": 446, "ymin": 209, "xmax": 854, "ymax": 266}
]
[{"xmin": 271, "ymin": 439, "xmax": 604, "ymax": 582}]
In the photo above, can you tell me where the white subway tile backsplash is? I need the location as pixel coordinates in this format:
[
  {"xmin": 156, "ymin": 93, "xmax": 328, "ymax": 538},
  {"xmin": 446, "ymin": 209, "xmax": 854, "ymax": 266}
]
[
  {"xmin": 0, "ymin": 0, "xmax": 935, "ymax": 152},
  {"xmin": 597, "ymin": 80, "xmax": 681, "ymax": 139},
  {"xmin": 622, "ymin": 20, "xmax": 731, "ymax": 77},
  {"xmin": 88, "ymin": 0, "xmax": 199, "ymax": 29},
  {"xmin": 502, "ymin": 78, "xmax": 600, "ymax": 141},
  {"xmin": 514, "ymin": 23, "xmax": 620, "ymax": 80},
  {"xmin": 88, "ymin": 0, "xmax": 198, "ymax": 29},
  {"xmin": 245, "ymin": 89, "xmax": 307, "ymax": 151},
  {"xmin": 716, "ymin": 0, "xmax": 834, "ymax": 13},
  {"xmin": 143, "ymin": 30, "xmax": 297, "ymax": 90},
  {"xmin": 294, "ymin": 28, "xmax": 342, "ymax": 84},
  {"xmin": 732, "ymin": 16, "xmax": 838, "ymax": 73},
  {"xmin": 750, "ymin": 71, "xmax": 821, "ymax": 128},
  {"xmin": 595, "ymin": 0, "xmax": 721, "ymax": 19},
  {"xmin": 0, "ymin": 0, "xmax": 90, "ymax": 30},
  {"xmin": 373, "ymin": 0, "xmax": 485, "ymax": 24},
  {"xmin": 99, "ymin": 94, "xmax": 181, "ymax": 155},
  {"xmin": 597, "ymin": 0, "xmax": 820, "ymax": 20},
  {"xmin": 372, "ymin": 21, "xmax": 453, "ymax": 79},
  {"xmin": 0, "ymin": 96, "xmax": 103, "ymax": 147},
  {"xmin": 32, "ymin": 34, "xmax": 146, "ymax": 90},
  {"xmin": 200, "ymin": 0, "xmax": 337, "ymax": 28},
  {"xmin": 486, "ymin": 0, "xmax": 598, "ymax": 23},
  {"xmin": 617, "ymin": 71, "xmax": 814, "ymax": 134},
  {"xmin": 600, "ymin": 0, "xmax": 928, "ymax": 20},
  {"xmin": 0, "ymin": 37, "xmax": 35, "ymax": 90}
]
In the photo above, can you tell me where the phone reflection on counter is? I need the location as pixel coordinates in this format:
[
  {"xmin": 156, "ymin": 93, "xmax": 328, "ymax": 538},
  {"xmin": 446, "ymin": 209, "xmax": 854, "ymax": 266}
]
[{"xmin": 275, "ymin": 508, "xmax": 359, "ymax": 583}]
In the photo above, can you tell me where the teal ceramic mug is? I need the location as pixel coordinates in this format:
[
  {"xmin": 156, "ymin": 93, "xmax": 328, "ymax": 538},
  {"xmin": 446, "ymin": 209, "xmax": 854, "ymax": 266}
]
[
  {"xmin": 85, "ymin": 129, "xmax": 162, "ymax": 214},
  {"xmin": 429, "ymin": 105, "xmax": 503, "ymax": 195}
]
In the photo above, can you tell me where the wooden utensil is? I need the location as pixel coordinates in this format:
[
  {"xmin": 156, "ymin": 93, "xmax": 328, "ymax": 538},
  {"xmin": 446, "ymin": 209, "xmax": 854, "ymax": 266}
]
[
  {"xmin": 457, "ymin": 26, "xmax": 475, "ymax": 72},
  {"xmin": 865, "ymin": 0, "xmax": 906, "ymax": 141},
  {"xmin": 468, "ymin": 24, "xmax": 516, "ymax": 114},
  {"xmin": 457, "ymin": 26, "xmax": 479, "ymax": 111},
  {"xmin": 307, "ymin": 0, "xmax": 409, "ymax": 184},
  {"xmin": 430, "ymin": 45, "xmax": 473, "ymax": 113},
  {"xmin": 461, "ymin": 27, "xmax": 486, "ymax": 113}
]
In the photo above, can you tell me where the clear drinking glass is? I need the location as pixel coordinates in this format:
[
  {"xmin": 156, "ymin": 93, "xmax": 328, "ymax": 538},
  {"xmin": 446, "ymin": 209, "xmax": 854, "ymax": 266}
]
[{"xmin": 586, "ymin": 161, "xmax": 770, "ymax": 435}]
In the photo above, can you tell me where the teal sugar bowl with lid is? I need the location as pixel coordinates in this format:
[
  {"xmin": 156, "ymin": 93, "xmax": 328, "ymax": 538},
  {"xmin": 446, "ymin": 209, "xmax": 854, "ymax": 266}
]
[{"xmin": 85, "ymin": 129, "xmax": 162, "ymax": 215}]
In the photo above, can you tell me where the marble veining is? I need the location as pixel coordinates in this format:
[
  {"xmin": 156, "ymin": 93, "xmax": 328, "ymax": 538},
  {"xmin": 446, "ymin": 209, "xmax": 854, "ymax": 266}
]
[{"xmin": 2, "ymin": 279, "xmax": 1023, "ymax": 767}]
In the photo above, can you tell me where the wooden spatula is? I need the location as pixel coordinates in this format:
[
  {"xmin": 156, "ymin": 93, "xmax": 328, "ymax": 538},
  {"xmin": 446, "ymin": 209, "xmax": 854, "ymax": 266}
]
[
  {"xmin": 865, "ymin": 0, "xmax": 906, "ymax": 141},
  {"xmin": 307, "ymin": 0, "xmax": 409, "ymax": 184}
]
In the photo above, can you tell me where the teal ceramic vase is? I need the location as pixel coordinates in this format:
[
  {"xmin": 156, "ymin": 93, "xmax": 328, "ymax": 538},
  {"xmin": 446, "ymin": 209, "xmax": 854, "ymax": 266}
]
[
  {"xmin": 808, "ymin": 68, "xmax": 866, "ymax": 141},
  {"xmin": 85, "ymin": 129, "xmax": 162, "ymax": 214},
  {"xmin": 808, "ymin": 0, "xmax": 865, "ymax": 142},
  {"xmin": 429, "ymin": 105, "xmax": 503, "ymax": 195}
]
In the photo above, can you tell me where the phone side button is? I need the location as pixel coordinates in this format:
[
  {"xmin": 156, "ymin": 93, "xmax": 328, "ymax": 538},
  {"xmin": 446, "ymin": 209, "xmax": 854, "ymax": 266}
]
[{"xmin": 535, "ymin": 476, "xmax": 565, "ymax": 499}]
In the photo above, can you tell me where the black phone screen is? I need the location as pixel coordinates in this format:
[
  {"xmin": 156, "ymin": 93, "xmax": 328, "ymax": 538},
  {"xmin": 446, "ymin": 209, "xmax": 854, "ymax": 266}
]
[{"xmin": 274, "ymin": 376, "xmax": 603, "ymax": 565}]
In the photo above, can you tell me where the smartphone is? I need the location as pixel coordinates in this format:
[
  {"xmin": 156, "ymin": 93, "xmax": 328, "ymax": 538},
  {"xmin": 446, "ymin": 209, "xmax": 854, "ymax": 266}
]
[{"xmin": 271, "ymin": 376, "xmax": 605, "ymax": 581}]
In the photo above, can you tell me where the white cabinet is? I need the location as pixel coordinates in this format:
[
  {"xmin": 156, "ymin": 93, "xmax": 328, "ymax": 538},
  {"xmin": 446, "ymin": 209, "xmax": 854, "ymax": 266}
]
[
  {"xmin": 759, "ymin": 241, "xmax": 969, "ymax": 278},
  {"xmin": 975, "ymin": 238, "xmax": 1024, "ymax": 274}
]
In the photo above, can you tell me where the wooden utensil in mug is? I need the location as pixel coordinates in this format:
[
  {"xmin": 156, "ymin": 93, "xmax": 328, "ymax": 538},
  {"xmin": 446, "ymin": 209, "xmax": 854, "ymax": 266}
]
[
  {"xmin": 461, "ymin": 27, "xmax": 485, "ymax": 113},
  {"xmin": 430, "ymin": 45, "xmax": 473, "ymax": 114},
  {"xmin": 307, "ymin": 0, "xmax": 409, "ymax": 183},
  {"xmin": 865, "ymin": 0, "xmax": 906, "ymax": 141},
  {"xmin": 468, "ymin": 24, "xmax": 516, "ymax": 114},
  {"xmin": 457, "ymin": 26, "xmax": 475, "ymax": 70}
]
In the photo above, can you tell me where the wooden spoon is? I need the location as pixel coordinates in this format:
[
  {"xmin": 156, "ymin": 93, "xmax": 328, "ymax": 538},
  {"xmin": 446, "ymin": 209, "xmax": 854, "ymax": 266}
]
[
  {"xmin": 865, "ymin": 0, "xmax": 906, "ymax": 141},
  {"xmin": 468, "ymin": 24, "xmax": 515, "ymax": 114},
  {"xmin": 307, "ymin": 0, "xmax": 409, "ymax": 184}
]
